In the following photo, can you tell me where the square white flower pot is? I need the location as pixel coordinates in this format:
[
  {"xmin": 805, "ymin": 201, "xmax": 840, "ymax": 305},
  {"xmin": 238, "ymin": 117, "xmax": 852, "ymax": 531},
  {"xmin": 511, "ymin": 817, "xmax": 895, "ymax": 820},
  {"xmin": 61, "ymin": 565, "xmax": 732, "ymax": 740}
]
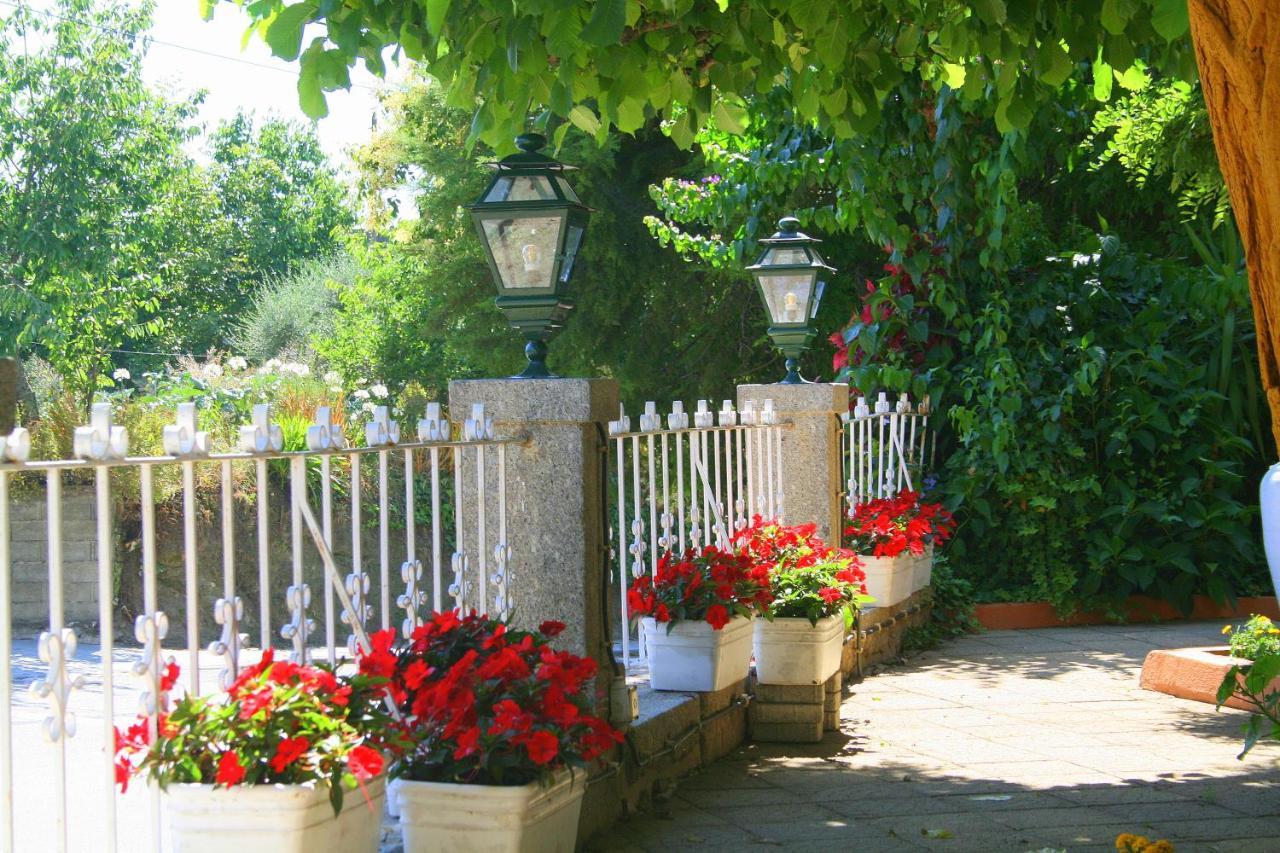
[
  {"xmin": 642, "ymin": 614, "xmax": 754, "ymax": 692},
  {"xmin": 396, "ymin": 769, "xmax": 585, "ymax": 853},
  {"xmin": 753, "ymin": 615, "xmax": 845, "ymax": 685},
  {"xmin": 911, "ymin": 546, "xmax": 935, "ymax": 592},
  {"xmin": 859, "ymin": 554, "xmax": 914, "ymax": 608},
  {"xmin": 164, "ymin": 776, "xmax": 384, "ymax": 853}
]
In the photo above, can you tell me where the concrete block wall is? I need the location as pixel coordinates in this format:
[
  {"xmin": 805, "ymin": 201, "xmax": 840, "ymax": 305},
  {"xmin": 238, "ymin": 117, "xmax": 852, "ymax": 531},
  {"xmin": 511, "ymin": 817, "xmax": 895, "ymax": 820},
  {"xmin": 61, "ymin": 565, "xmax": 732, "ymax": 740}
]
[{"xmin": 9, "ymin": 486, "xmax": 99, "ymax": 631}]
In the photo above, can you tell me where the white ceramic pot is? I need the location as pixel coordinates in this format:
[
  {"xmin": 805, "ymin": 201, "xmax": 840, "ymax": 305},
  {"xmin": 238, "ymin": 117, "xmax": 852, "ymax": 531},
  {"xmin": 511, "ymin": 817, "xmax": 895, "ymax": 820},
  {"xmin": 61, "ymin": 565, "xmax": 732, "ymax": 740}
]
[
  {"xmin": 753, "ymin": 615, "xmax": 844, "ymax": 685},
  {"xmin": 164, "ymin": 776, "xmax": 384, "ymax": 853},
  {"xmin": 1261, "ymin": 463, "xmax": 1280, "ymax": 600},
  {"xmin": 396, "ymin": 769, "xmax": 585, "ymax": 853},
  {"xmin": 642, "ymin": 614, "xmax": 754, "ymax": 692},
  {"xmin": 859, "ymin": 554, "xmax": 913, "ymax": 608},
  {"xmin": 911, "ymin": 546, "xmax": 935, "ymax": 592}
]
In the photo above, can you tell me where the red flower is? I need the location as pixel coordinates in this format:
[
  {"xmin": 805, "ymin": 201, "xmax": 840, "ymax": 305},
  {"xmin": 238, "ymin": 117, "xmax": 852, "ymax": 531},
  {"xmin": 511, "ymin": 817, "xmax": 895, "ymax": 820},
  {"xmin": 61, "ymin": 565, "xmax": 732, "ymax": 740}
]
[
  {"xmin": 160, "ymin": 660, "xmax": 180, "ymax": 694},
  {"xmin": 403, "ymin": 659, "xmax": 433, "ymax": 690},
  {"xmin": 453, "ymin": 726, "xmax": 481, "ymax": 760},
  {"xmin": 238, "ymin": 687, "xmax": 273, "ymax": 720},
  {"xmin": 269, "ymin": 736, "xmax": 310, "ymax": 774},
  {"xmin": 215, "ymin": 751, "xmax": 246, "ymax": 787},
  {"xmin": 347, "ymin": 745, "xmax": 383, "ymax": 781},
  {"xmin": 523, "ymin": 730, "xmax": 559, "ymax": 765},
  {"xmin": 818, "ymin": 586, "xmax": 844, "ymax": 605},
  {"xmin": 705, "ymin": 604, "xmax": 730, "ymax": 630},
  {"xmin": 539, "ymin": 620, "xmax": 566, "ymax": 638},
  {"xmin": 114, "ymin": 757, "xmax": 132, "ymax": 793}
]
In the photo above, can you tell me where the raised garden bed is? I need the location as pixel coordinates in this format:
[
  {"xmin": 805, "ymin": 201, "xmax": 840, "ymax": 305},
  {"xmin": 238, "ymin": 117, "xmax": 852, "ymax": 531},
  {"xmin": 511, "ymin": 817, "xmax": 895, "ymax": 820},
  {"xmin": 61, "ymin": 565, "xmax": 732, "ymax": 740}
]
[
  {"xmin": 1140, "ymin": 646, "xmax": 1279, "ymax": 711},
  {"xmin": 975, "ymin": 595, "xmax": 1280, "ymax": 631}
]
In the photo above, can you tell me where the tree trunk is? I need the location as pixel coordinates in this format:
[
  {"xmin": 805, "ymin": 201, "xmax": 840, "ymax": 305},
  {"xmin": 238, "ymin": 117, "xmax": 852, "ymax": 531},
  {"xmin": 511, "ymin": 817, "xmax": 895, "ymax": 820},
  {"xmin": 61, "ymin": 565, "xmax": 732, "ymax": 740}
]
[{"xmin": 1189, "ymin": 1, "xmax": 1280, "ymax": 455}]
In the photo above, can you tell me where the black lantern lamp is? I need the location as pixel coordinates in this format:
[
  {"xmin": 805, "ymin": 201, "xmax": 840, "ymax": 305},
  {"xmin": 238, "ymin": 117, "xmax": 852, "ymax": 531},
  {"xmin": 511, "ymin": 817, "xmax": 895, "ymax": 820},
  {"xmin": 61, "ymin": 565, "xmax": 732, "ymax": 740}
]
[
  {"xmin": 746, "ymin": 216, "xmax": 836, "ymax": 384},
  {"xmin": 466, "ymin": 132, "xmax": 592, "ymax": 378}
]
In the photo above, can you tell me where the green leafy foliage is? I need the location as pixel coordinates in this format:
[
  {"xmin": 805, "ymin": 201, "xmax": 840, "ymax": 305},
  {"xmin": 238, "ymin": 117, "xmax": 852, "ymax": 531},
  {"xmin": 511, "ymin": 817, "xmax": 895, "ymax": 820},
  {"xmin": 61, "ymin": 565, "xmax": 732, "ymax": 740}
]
[
  {"xmin": 944, "ymin": 237, "xmax": 1268, "ymax": 614},
  {"xmin": 219, "ymin": 0, "xmax": 1195, "ymax": 154},
  {"xmin": 1086, "ymin": 81, "xmax": 1228, "ymax": 224},
  {"xmin": 0, "ymin": 0, "xmax": 209, "ymax": 405},
  {"xmin": 1216, "ymin": 652, "xmax": 1280, "ymax": 759},
  {"xmin": 1226, "ymin": 615, "xmax": 1280, "ymax": 662}
]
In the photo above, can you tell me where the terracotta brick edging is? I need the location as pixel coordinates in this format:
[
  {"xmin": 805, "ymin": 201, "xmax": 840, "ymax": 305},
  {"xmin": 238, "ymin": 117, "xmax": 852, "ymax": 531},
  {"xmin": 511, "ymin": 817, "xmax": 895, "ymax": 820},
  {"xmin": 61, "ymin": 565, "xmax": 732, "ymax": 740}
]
[
  {"xmin": 975, "ymin": 595, "xmax": 1280, "ymax": 631},
  {"xmin": 1140, "ymin": 646, "xmax": 1279, "ymax": 711}
]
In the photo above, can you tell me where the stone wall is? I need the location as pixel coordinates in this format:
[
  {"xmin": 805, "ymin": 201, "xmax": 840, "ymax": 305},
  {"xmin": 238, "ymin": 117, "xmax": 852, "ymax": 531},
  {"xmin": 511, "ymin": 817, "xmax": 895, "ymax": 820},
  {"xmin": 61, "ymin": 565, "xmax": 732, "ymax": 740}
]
[{"xmin": 9, "ymin": 486, "xmax": 100, "ymax": 632}]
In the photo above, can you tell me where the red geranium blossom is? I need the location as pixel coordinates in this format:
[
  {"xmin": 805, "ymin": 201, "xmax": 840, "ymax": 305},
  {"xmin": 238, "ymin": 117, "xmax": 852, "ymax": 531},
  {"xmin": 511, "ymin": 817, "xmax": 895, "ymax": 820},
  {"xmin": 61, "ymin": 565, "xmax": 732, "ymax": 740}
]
[
  {"xmin": 627, "ymin": 545, "xmax": 765, "ymax": 631},
  {"xmin": 270, "ymin": 736, "xmax": 311, "ymax": 774},
  {"xmin": 215, "ymin": 751, "xmax": 246, "ymax": 787},
  {"xmin": 844, "ymin": 489, "xmax": 953, "ymax": 558},
  {"xmin": 704, "ymin": 603, "xmax": 730, "ymax": 629},
  {"xmin": 522, "ymin": 730, "xmax": 559, "ymax": 765},
  {"xmin": 347, "ymin": 745, "xmax": 384, "ymax": 781},
  {"xmin": 358, "ymin": 611, "xmax": 622, "ymax": 787}
]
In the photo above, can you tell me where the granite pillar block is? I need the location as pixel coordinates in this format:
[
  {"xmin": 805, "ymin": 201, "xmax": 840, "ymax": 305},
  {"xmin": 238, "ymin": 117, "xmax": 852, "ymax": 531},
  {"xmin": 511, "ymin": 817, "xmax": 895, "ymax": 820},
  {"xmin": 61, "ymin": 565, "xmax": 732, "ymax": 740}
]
[
  {"xmin": 448, "ymin": 378, "xmax": 618, "ymax": 676},
  {"xmin": 736, "ymin": 382, "xmax": 848, "ymax": 543}
]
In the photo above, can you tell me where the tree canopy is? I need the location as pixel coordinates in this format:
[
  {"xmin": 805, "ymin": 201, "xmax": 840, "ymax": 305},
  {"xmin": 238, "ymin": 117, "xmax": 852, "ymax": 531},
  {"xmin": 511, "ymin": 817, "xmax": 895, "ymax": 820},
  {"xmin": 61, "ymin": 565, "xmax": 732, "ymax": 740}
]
[{"xmin": 217, "ymin": 0, "xmax": 1194, "ymax": 149}]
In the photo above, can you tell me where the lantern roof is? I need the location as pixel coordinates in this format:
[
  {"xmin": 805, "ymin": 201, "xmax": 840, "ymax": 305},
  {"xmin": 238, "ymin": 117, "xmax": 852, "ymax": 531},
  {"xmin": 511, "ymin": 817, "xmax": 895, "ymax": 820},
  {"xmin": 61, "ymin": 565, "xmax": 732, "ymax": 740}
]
[{"xmin": 747, "ymin": 217, "xmax": 836, "ymax": 273}]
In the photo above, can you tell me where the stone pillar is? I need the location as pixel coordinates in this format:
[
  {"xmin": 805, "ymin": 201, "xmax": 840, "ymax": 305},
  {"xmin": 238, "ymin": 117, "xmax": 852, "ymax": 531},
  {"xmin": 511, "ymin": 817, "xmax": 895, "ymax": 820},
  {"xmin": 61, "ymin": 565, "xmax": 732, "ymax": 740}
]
[
  {"xmin": 736, "ymin": 382, "xmax": 848, "ymax": 544},
  {"xmin": 448, "ymin": 378, "xmax": 618, "ymax": 671}
]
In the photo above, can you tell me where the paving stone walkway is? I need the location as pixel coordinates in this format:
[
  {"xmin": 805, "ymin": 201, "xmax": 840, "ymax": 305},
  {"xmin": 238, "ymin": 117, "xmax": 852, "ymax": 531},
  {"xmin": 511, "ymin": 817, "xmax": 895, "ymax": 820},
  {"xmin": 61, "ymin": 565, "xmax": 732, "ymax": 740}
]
[{"xmin": 586, "ymin": 622, "xmax": 1280, "ymax": 852}]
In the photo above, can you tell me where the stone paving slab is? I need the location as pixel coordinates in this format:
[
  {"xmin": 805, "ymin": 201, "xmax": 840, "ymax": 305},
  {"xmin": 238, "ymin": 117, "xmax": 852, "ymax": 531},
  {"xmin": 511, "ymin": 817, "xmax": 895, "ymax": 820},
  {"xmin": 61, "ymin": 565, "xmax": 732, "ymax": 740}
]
[{"xmin": 585, "ymin": 622, "xmax": 1280, "ymax": 852}]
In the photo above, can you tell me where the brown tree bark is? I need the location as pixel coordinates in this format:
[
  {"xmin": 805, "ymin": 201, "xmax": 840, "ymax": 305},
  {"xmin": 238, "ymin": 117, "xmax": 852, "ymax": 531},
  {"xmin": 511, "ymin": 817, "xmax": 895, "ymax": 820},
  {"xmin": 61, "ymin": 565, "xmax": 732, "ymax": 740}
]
[{"xmin": 1189, "ymin": 1, "xmax": 1280, "ymax": 455}]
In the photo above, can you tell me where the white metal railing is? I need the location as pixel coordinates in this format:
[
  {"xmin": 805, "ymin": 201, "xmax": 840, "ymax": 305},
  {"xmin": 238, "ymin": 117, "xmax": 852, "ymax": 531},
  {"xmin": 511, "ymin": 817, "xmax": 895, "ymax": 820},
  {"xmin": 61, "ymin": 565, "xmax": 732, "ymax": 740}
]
[
  {"xmin": 0, "ymin": 399, "xmax": 518, "ymax": 853},
  {"xmin": 842, "ymin": 391, "xmax": 936, "ymax": 510},
  {"xmin": 607, "ymin": 399, "xmax": 784, "ymax": 668}
]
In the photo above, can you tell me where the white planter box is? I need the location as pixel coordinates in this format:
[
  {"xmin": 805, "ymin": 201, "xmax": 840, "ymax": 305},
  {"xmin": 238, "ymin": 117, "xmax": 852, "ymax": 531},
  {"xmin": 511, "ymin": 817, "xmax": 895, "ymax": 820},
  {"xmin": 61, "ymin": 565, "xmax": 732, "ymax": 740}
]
[
  {"xmin": 396, "ymin": 770, "xmax": 585, "ymax": 853},
  {"xmin": 911, "ymin": 546, "xmax": 935, "ymax": 592},
  {"xmin": 859, "ymin": 554, "xmax": 913, "ymax": 608},
  {"xmin": 165, "ymin": 776, "xmax": 384, "ymax": 853},
  {"xmin": 753, "ymin": 615, "xmax": 844, "ymax": 685},
  {"xmin": 642, "ymin": 614, "xmax": 754, "ymax": 692}
]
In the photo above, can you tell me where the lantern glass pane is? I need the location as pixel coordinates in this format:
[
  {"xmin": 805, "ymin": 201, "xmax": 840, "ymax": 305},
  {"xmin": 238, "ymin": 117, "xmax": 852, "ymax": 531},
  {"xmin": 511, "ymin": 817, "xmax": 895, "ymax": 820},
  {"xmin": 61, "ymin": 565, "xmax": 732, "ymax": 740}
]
[
  {"xmin": 484, "ymin": 175, "xmax": 558, "ymax": 203},
  {"xmin": 757, "ymin": 271, "xmax": 815, "ymax": 325},
  {"xmin": 554, "ymin": 177, "xmax": 581, "ymax": 203},
  {"xmin": 762, "ymin": 246, "xmax": 811, "ymax": 266},
  {"xmin": 560, "ymin": 224, "xmax": 584, "ymax": 283},
  {"xmin": 481, "ymin": 214, "xmax": 564, "ymax": 289}
]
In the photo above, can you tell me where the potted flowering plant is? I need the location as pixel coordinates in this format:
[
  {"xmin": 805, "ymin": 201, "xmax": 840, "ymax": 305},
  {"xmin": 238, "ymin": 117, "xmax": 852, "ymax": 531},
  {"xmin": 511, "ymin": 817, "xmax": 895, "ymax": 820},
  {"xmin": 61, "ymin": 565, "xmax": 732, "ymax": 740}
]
[
  {"xmin": 627, "ymin": 544, "xmax": 769, "ymax": 692},
  {"xmin": 739, "ymin": 518, "xmax": 871, "ymax": 685},
  {"xmin": 112, "ymin": 650, "xmax": 393, "ymax": 853},
  {"xmin": 358, "ymin": 611, "xmax": 622, "ymax": 853},
  {"xmin": 844, "ymin": 489, "xmax": 954, "ymax": 606}
]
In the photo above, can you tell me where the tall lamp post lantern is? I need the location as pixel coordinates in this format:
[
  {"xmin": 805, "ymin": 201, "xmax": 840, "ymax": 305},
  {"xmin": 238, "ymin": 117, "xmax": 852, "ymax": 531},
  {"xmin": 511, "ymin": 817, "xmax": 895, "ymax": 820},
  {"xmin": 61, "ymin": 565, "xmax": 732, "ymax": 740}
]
[
  {"xmin": 467, "ymin": 132, "xmax": 592, "ymax": 379},
  {"xmin": 746, "ymin": 216, "xmax": 836, "ymax": 384}
]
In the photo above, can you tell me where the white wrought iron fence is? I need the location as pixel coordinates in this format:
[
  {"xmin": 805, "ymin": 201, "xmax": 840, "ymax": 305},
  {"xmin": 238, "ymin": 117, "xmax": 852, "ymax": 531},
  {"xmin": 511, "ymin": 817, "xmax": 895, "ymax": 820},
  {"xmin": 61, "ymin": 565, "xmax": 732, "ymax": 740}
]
[
  {"xmin": 606, "ymin": 399, "xmax": 785, "ymax": 668},
  {"xmin": 841, "ymin": 391, "xmax": 936, "ymax": 513},
  {"xmin": 0, "ymin": 399, "xmax": 519, "ymax": 853}
]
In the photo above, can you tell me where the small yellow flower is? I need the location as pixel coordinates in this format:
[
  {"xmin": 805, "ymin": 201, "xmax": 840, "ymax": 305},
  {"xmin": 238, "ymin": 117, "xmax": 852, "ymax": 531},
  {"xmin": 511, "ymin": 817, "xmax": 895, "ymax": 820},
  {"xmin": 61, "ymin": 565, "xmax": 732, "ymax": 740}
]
[
  {"xmin": 1149, "ymin": 841, "xmax": 1175, "ymax": 853},
  {"xmin": 1222, "ymin": 624, "xmax": 1233, "ymax": 635},
  {"xmin": 1116, "ymin": 834, "xmax": 1138, "ymax": 851}
]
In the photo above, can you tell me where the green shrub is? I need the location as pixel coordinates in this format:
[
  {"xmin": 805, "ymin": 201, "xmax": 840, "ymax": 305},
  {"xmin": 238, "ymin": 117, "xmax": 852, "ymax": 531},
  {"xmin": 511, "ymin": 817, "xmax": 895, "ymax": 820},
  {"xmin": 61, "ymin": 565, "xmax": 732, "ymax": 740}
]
[
  {"xmin": 233, "ymin": 254, "xmax": 358, "ymax": 364},
  {"xmin": 1227, "ymin": 615, "xmax": 1280, "ymax": 662},
  {"xmin": 944, "ymin": 237, "xmax": 1268, "ymax": 615}
]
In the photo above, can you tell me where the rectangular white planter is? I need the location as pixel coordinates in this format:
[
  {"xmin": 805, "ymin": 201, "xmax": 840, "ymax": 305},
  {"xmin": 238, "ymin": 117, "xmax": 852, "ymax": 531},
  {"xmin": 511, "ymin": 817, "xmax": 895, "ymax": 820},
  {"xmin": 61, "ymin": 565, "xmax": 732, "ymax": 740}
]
[
  {"xmin": 859, "ymin": 554, "xmax": 913, "ymax": 608},
  {"xmin": 642, "ymin": 614, "xmax": 754, "ymax": 692},
  {"xmin": 911, "ymin": 546, "xmax": 935, "ymax": 592},
  {"xmin": 753, "ymin": 615, "xmax": 844, "ymax": 685},
  {"xmin": 397, "ymin": 770, "xmax": 585, "ymax": 853},
  {"xmin": 165, "ymin": 776, "xmax": 384, "ymax": 853}
]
